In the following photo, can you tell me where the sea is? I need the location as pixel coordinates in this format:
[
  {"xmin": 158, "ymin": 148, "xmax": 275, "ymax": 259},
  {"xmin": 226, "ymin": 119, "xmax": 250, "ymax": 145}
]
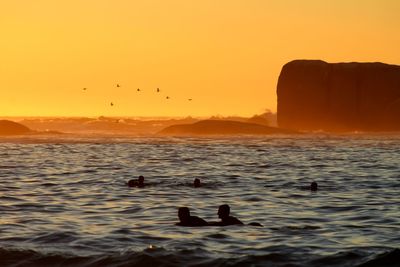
[{"xmin": 0, "ymin": 134, "xmax": 399, "ymax": 267}]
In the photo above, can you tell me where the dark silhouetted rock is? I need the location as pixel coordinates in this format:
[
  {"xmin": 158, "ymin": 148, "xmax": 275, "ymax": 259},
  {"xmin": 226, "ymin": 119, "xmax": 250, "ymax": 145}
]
[
  {"xmin": 158, "ymin": 120, "xmax": 297, "ymax": 135},
  {"xmin": 0, "ymin": 120, "xmax": 32, "ymax": 135},
  {"xmin": 277, "ymin": 60, "xmax": 400, "ymax": 131}
]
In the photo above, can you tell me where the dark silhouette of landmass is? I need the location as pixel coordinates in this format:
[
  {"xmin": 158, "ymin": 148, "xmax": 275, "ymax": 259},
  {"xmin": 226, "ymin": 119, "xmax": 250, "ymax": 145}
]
[
  {"xmin": 158, "ymin": 120, "xmax": 297, "ymax": 135},
  {"xmin": 0, "ymin": 120, "xmax": 32, "ymax": 135},
  {"xmin": 277, "ymin": 60, "xmax": 400, "ymax": 132},
  {"xmin": 17, "ymin": 116, "xmax": 198, "ymax": 135},
  {"xmin": 7, "ymin": 113, "xmax": 277, "ymax": 136}
]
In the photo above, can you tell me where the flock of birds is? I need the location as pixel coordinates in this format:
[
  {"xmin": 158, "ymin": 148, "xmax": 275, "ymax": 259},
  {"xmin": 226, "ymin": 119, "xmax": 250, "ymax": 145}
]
[{"xmin": 82, "ymin": 84, "xmax": 193, "ymax": 107}]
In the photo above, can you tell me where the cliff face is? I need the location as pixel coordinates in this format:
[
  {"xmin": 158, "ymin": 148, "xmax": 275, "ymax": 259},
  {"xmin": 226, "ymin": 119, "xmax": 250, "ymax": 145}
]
[{"xmin": 277, "ymin": 60, "xmax": 400, "ymax": 131}]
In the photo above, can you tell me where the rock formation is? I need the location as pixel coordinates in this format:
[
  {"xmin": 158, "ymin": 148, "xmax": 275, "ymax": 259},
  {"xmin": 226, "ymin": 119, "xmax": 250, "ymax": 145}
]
[
  {"xmin": 159, "ymin": 120, "xmax": 297, "ymax": 135},
  {"xmin": 0, "ymin": 120, "xmax": 32, "ymax": 135},
  {"xmin": 277, "ymin": 60, "xmax": 400, "ymax": 131}
]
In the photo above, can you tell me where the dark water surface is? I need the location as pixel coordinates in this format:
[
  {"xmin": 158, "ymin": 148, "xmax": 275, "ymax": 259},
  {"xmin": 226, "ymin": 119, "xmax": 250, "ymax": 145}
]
[{"xmin": 0, "ymin": 134, "xmax": 399, "ymax": 267}]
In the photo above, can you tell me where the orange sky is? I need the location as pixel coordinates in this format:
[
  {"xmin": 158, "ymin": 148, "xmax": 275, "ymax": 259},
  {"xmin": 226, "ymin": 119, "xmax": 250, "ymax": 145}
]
[{"xmin": 1, "ymin": 0, "xmax": 399, "ymax": 117}]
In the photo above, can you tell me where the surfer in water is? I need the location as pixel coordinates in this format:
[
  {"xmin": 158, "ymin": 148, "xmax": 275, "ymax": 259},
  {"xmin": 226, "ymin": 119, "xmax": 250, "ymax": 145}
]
[
  {"xmin": 127, "ymin": 175, "xmax": 145, "ymax": 188},
  {"xmin": 193, "ymin": 178, "xmax": 201, "ymax": 188},
  {"xmin": 208, "ymin": 204, "xmax": 243, "ymax": 226},
  {"xmin": 310, "ymin": 181, "xmax": 318, "ymax": 191},
  {"xmin": 176, "ymin": 207, "xmax": 208, "ymax": 226},
  {"xmin": 209, "ymin": 204, "xmax": 262, "ymax": 226}
]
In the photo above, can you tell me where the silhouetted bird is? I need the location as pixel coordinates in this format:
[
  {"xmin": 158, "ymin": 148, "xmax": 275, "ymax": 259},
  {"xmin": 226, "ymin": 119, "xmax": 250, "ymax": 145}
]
[
  {"xmin": 166, "ymin": 96, "xmax": 170, "ymax": 99},
  {"xmin": 110, "ymin": 102, "xmax": 114, "ymax": 106},
  {"xmin": 176, "ymin": 207, "xmax": 208, "ymax": 226},
  {"xmin": 157, "ymin": 88, "xmax": 160, "ymax": 92},
  {"xmin": 188, "ymin": 99, "xmax": 192, "ymax": 101},
  {"xmin": 137, "ymin": 88, "xmax": 140, "ymax": 92},
  {"xmin": 83, "ymin": 88, "xmax": 87, "ymax": 91},
  {"xmin": 117, "ymin": 84, "xmax": 120, "ymax": 87}
]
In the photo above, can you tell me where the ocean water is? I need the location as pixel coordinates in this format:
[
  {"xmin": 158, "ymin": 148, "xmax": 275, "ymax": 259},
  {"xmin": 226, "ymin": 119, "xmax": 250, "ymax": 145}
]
[{"xmin": 0, "ymin": 134, "xmax": 399, "ymax": 267}]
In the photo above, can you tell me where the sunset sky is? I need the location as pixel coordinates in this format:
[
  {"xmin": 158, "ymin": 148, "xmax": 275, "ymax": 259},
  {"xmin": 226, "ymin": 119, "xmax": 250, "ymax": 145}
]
[{"xmin": 1, "ymin": 0, "xmax": 399, "ymax": 117}]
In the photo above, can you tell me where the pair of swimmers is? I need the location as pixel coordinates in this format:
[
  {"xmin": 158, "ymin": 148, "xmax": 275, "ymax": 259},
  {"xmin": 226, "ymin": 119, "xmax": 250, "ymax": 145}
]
[{"xmin": 176, "ymin": 204, "xmax": 262, "ymax": 227}]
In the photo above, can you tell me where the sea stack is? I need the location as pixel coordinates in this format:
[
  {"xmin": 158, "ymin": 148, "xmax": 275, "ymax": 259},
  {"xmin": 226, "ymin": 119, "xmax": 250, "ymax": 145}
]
[{"xmin": 277, "ymin": 60, "xmax": 400, "ymax": 132}]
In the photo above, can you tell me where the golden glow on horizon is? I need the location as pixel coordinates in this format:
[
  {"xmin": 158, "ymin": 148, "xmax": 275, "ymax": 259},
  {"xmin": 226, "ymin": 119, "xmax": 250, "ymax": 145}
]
[{"xmin": 1, "ymin": 0, "xmax": 400, "ymax": 117}]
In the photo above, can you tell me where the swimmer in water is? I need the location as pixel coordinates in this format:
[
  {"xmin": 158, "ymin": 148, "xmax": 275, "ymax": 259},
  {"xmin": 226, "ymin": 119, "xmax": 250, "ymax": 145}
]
[
  {"xmin": 310, "ymin": 181, "xmax": 318, "ymax": 191},
  {"xmin": 127, "ymin": 179, "xmax": 136, "ymax": 187},
  {"xmin": 137, "ymin": 175, "xmax": 145, "ymax": 187},
  {"xmin": 127, "ymin": 175, "xmax": 145, "ymax": 188},
  {"xmin": 209, "ymin": 204, "xmax": 263, "ymax": 227},
  {"xmin": 209, "ymin": 204, "xmax": 243, "ymax": 226},
  {"xmin": 176, "ymin": 207, "xmax": 208, "ymax": 226},
  {"xmin": 193, "ymin": 178, "xmax": 201, "ymax": 188}
]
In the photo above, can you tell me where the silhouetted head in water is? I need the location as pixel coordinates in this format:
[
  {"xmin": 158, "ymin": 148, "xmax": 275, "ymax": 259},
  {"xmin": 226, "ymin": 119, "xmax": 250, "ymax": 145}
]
[
  {"xmin": 310, "ymin": 181, "xmax": 318, "ymax": 191},
  {"xmin": 176, "ymin": 207, "xmax": 208, "ymax": 226},
  {"xmin": 193, "ymin": 178, "xmax": 201, "ymax": 188},
  {"xmin": 178, "ymin": 207, "xmax": 190, "ymax": 222},
  {"xmin": 218, "ymin": 204, "xmax": 230, "ymax": 220},
  {"xmin": 138, "ymin": 176, "xmax": 145, "ymax": 187}
]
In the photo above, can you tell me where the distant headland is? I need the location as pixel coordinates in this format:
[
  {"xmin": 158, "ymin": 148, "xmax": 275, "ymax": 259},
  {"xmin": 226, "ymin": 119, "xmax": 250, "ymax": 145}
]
[
  {"xmin": 277, "ymin": 60, "xmax": 400, "ymax": 132},
  {"xmin": 0, "ymin": 120, "xmax": 64, "ymax": 136},
  {"xmin": 1, "ymin": 113, "xmax": 278, "ymax": 136},
  {"xmin": 0, "ymin": 120, "xmax": 32, "ymax": 135}
]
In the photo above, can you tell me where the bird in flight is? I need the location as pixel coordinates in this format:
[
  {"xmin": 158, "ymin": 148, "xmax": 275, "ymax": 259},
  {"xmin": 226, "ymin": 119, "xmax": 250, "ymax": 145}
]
[
  {"xmin": 116, "ymin": 84, "xmax": 121, "ymax": 87},
  {"xmin": 157, "ymin": 88, "xmax": 160, "ymax": 93},
  {"xmin": 166, "ymin": 96, "xmax": 170, "ymax": 99},
  {"xmin": 83, "ymin": 88, "xmax": 87, "ymax": 91},
  {"xmin": 137, "ymin": 88, "xmax": 140, "ymax": 92},
  {"xmin": 188, "ymin": 99, "xmax": 192, "ymax": 101},
  {"xmin": 110, "ymin": 102, "xmax": 114, "ymax": 106}
]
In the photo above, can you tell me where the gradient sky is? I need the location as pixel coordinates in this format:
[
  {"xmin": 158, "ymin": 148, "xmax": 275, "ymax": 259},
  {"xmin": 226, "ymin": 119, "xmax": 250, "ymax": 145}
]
[{"xmin": 1, "ymin": 0, "xmax": 399, "ymax": 117}]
